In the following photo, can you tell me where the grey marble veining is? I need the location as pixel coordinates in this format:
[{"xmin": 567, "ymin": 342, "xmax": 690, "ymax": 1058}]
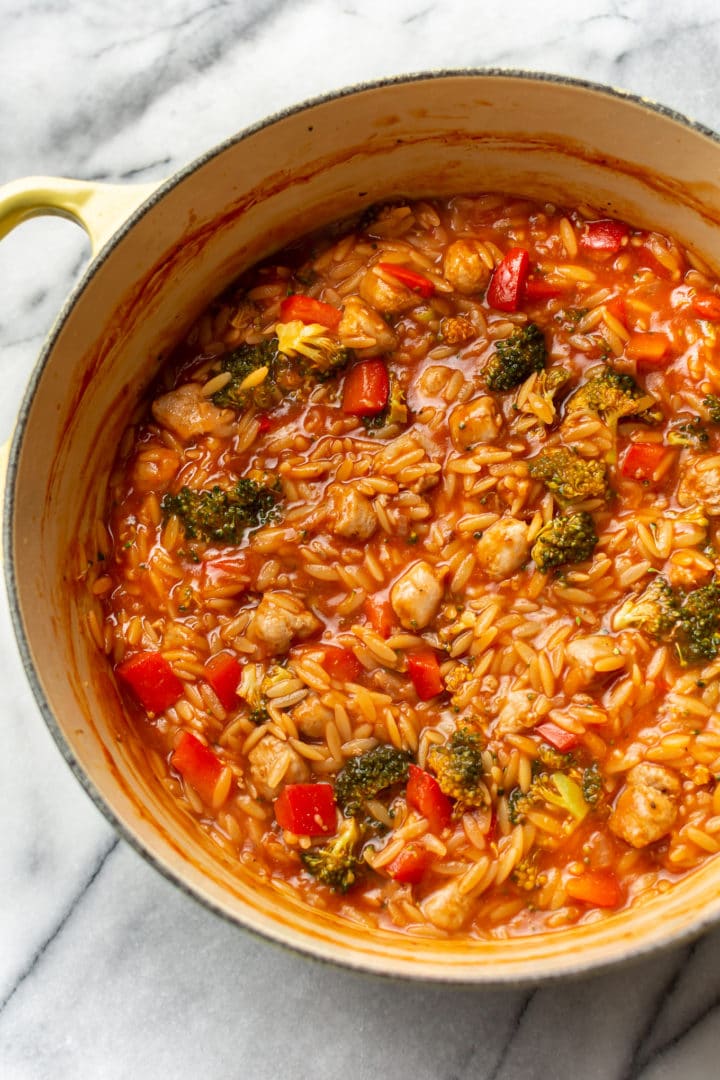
[{"xmin": 4, "ymin": 1, "xmax": 720, "ymax": 1077}]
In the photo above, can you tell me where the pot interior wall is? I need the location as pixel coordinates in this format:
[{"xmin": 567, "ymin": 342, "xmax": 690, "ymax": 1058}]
[{"xmin": 11, "ymin": 73, "xmax": 720, "ymax": 980}]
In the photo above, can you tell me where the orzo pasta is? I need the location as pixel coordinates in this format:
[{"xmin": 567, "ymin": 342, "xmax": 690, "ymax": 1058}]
[{"xmin": 83, "ymin": 194, "xmax": 720, "ymax": 939}]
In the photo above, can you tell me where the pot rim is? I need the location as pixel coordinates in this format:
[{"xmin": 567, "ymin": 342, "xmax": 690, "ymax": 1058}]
[{"xmin": 7, "ymin": 67, "xmax": 720, "ymax": 985}]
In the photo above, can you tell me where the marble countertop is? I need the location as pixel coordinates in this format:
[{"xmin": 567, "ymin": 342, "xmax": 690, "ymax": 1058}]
[{"xmin": 3, "ymin": 1, "xmax": 720, "ymax": 1076}]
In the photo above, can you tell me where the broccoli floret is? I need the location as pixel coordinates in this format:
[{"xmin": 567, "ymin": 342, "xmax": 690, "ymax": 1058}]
[
  {"xmin": 536, "ymin": 743, "xmax": 574, "ymax": 772},
  {"xmin": 667, "ymin": 417, "xmax": 709, "ymax": 447},
  {"xmin": 510, "ymin": 749, "xmax": 601, "ymax": 825},
  {"xmin": 509, "ymin": 771, "xmax": 589, "ymax": 825},
  {"xmin": 615, "ymin": 577, "xmax": 720, "ymax": 665},
  {"xmin": 703, "ymin": 394, "xmax": 720, "ymax": 425},
  {"xmin": 531, "ymin": 511, "xmax": 598, "ymax": 572},
  {"xmin": 212, "ymin": 338, "xmax": 287, "ymax": 410},
  {"xmin": 161, "ymin": 477, "xmax": 280, "ymax": 544},
  {"xmin": 529, "ymin": 447, "xmax": 609, "ymax": 505},
  {"xmin": 485, "ymin": 323, "xmax": 546, "ymax": 392},
  {"xmin": 582, "ymin": 762, "xmax": 603, "ymax": 806},
  {"xmin": 334, "ymin": 745, "xmax": 411, "ymax": 818},
  {"xmin": 677, "ymin": 579, "xmax": 720, "ymax": 664},
  {"xmin": 508, "ymin": 786, "xmax": 531, "ymax": 825},
  {"xmin": 512, "ymin": 852, "xmax": 547, "ymax": 892},
  {"xmin": 427, "ymin": 728, "xmax": 487, "ymax": 813},
  {"xmin": 566, "ymin": 366, "xmax": 661, "ymax": 427},
  {"xmin": 275, "ymin": 320, "xmax": 352, "ymax": 377},
  {"xmin": 564, "ymin": 367, "xmax": 662, "ymax": 461},
  {"xmin": 300, "ymin": 817, "xmax": 362, "ymax": 893},
  {"xmin": 614, "ymin": 576, "xmax": 680, "ymax": 639}
]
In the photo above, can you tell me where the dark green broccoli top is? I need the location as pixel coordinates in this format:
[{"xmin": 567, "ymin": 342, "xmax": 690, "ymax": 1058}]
[
  {"xmin": 677, "ymin": 580, "xmax": 720, "ymax": 664},
  {"xmin": 211, "ymin": 338, "xmax": 286, "ymax": 410},
  {"xmin": 335, "ymin": 745, "xmax": 411, "ymax": 818},
  {"xmin": 484, "ymin": 323, "xmax": 546, "ymax": 392},
  {"xmin": 161, "ymin": 477, "xmax": 280, "ymax": 544},
  {"xmin": 529, "ymin": 446, "xmax": 609, "ymax": 505},
  {"xmin": 531, "ymin": 511, "xmax": 598, "ymax": 572}
]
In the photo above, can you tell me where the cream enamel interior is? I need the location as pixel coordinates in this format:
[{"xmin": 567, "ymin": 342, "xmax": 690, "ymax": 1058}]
[{"xmin": 10, "ymin": 73, "xmax": 720, "ymax": 982}]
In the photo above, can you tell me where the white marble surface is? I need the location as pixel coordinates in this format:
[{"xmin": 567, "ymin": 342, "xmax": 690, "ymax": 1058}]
[{"xmin": 3, "ymin": 1, "xmax": 720, "ymax": 1076}]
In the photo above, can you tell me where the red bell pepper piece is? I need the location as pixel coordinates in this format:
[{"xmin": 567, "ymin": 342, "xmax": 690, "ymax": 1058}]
[
  {"xmin": 535, "ymin": 721, "xmax": 579, "ymax": 753},
  {"xmin": 257, "ymin": 415, "xmax": 273, "ymax": 434},
  {"xmin": 626, "ymin": 332, "xmax": 671, "ymax": 371},
  {"xmin": 274, "ymin": 783, "xmax": 337, "ymax": 835},
  {"xmin": 486, "ymin": 247, "xmax": 530, "ymax": 312},
  {"xmin": 364, "ymin": 597, "xmax": 394, "ymax": 638},
  {"xmin": 407, "ymin": 649, "xmax": 444, "ymax": 701},
  {"xmin": 321, "ymin": 646, "xmax": 362, "ymax": 683},
  {"xmin": 566, "ymin": 869, "xmax": 623, "ymax": 908},
  {"xmin": 204, "ymin": 652, "xmax": 242, "ymax": 712},
  {"xmin": 621, "ymin": 442, "xmax": 668, "ymax": 482},
  {"xmin": 407, "ymin": 764, "xmax": 452, "ymax": 834},
  {"xmin": 580, "ymin": 219, "xmax": 629, "ymax": 254},
  {"xmin": 522, "ymin": 278, "xmax": 569, "ymax": 301},
  {"xmin": 116, "ymin": 651, "xmax": 184, "ymax": 714},
  {"xmin": 376, "ymin": 262, "xmax": 435, "ymax": 298},
  {"xmin": 693, "ymin": 293, "xmax": 720, "ymax": 320},
  {"xmin": 279, "ymin": 294, "xmax": 342, "ymax": 330},
  {"xmin": 171, "ymin": 731, "xmax": 230, "ymax": 807},
  {"xmin": 342, "ymin": 359, "xmax": 390, "ymax": 417},
  {"xmin": 386, "ymin": 843, "xmax": 434, "ymax": 884}
]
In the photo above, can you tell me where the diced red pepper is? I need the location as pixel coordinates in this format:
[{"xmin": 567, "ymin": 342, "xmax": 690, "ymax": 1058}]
[
  {"xmin": 406, "ymin": 649, "xmax": 444, "ymax": 701},
  {"xmin": 279, "ymin": 294, "xmax": 342, "ymax": 330},
  {"xmin": 376, "ymin": 262, "xmax": 435, "ymax": 298},
  {"xmin": 171, "ymin": 731, "xmax": 230, "ymax": 807},
  {"xmin": 486, "ymin": 247, "xmax": 530, "ymax": 312},
  {"xmin": 274, "ymin": 783, "xmax": 337, "ymax": 835},
  {"xmin": 693, "ymin": 293, "xmax": 720, "ymax": 320},
  {"xmin": 342, "ymin": 359, "xmax": 390, "ymax": 417},
  {"xmin": 204, "ymin": 651, "xmax": 242, "ymax": 712},
  {"xmin": 116, "ymin": 651, "xmax": 184, "ymax": 714},
  {"xmin": 522, "ymin": 278, "xmax": 569, "ymax": 301},
  {"xmin": 386, "ymin": 843, "xmax": 434, "ymax": 884},
  {"xmin": 321, "ymin": 645, "xmax": 362, "ymax": 683},
  {"xmin": 257, "ymin": 415, "xmax": 273, "ymax": 434},
  {"xmin": 566, "ymin": 869, "xmax": 623, "ymax": 908},
  {"xmin": 364, "ymin": 597, "xmax": 394, "ymax": 638},
  {"xmin": 407, "ymin": 764, "xmax": 452, "ymax": 834},
  {"xmin": 626, "ymin": 332, "xmax": 671, "ymax": 371},
  {"xmin": 535, "ymin": 721, "xmax": 580, "ymax": 753},
  {"xmin": 580, "ymin": 219, "xmax": 630, "ymax": 254},
  {"xmin": 621, "ymin": 442, "xmax": 668, "ymax": 482}
]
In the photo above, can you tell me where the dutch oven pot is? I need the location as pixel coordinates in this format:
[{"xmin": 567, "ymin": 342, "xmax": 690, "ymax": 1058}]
[{"xmin": 4, "ymin": 71, "xmax": 720, "ymax": 984}]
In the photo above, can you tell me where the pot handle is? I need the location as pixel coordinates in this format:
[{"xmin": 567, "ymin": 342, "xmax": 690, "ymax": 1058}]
[{"xmin": 0, "ymin": 176, "xmax": 160, "ymax": 255}]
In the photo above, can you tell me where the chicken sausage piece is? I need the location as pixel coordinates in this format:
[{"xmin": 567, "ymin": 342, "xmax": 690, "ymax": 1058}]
[
  {"xmin": 390, "ymin": 561, "xmax": 446, "ymax": 630},
  {"xmin": 609, "ymin": 763, "xmax": 680, "ymax": 848}
]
